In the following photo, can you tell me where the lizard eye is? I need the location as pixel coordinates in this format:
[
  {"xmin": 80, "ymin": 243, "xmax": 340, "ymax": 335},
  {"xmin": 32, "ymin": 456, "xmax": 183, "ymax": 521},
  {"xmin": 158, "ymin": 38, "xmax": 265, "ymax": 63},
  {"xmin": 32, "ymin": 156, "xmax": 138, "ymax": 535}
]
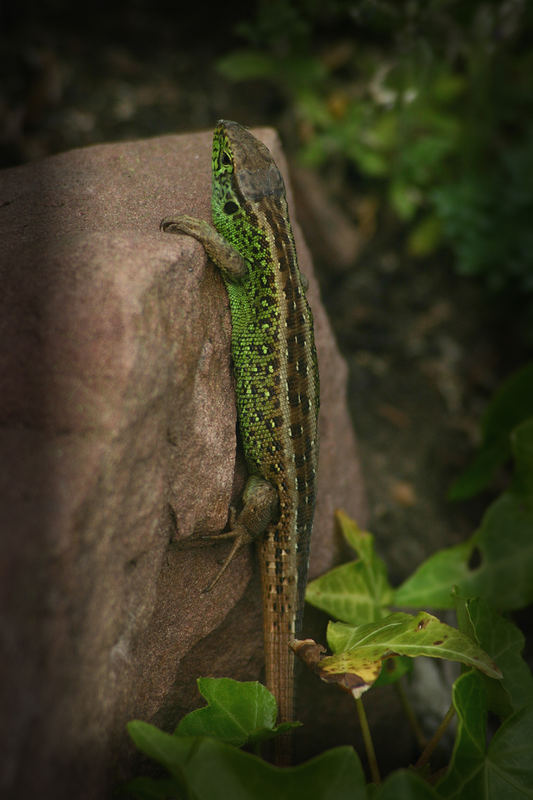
[{"xmin": 223, "ymin": 200, "xmax": 239, "ymax": 215}]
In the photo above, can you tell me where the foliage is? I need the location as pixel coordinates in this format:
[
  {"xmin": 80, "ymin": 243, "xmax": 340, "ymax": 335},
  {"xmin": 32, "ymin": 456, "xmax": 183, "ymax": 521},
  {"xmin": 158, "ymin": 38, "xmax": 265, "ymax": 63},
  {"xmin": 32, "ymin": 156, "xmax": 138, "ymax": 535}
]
[
  {"xmin": 436, "ymin": 671, "xmax": 533, "ymax": 799},
  {"xmin": 125, "ymin": 725, "xmax": 366, "ymax": 800},
  {"xmin": 218, "ymin": 1, "xmax": 533, "ymax": 292},
  {"xmin": 305, "ymin": 515, "xmax": 393, "ymax": 623},
  {"xmin": 124, "ymin": 365, "xmax": 533, "ymax": 797},
  {"xmin": 448, "ymin": 363, "xmax": 533, "ymax": 500},
  {"xmin": 394, "ymin": 470, "xmax": 533, "ymax": 610},
  {"xmin": 395, "ymin": 363, "xmax": 533, "ymax": 609},
  {"xmin": 454, "ymin": 594, "xmax": 533, "ymax": 720},
  {"xmin": 325, "ymin": 610, "xmax": 500, "ymax": 684},
  {"xmin": 175, "ymin": 677, "xmax": 299, "ymax": 746}
]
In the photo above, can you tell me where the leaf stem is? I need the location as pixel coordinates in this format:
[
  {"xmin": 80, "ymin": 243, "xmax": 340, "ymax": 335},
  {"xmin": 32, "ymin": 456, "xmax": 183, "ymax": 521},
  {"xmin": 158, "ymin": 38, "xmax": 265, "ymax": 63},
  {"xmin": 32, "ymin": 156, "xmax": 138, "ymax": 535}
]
[
  {"xmin": 355, "ymin": 696, "xmax": 381, "ymax": 784},
  {"xmin": 395, "ymin": 679, "xmax": 427, "ymax": 750},
  {"xmin": 414, "ymin": 702, "xmax": 455, "ymax": 771}
]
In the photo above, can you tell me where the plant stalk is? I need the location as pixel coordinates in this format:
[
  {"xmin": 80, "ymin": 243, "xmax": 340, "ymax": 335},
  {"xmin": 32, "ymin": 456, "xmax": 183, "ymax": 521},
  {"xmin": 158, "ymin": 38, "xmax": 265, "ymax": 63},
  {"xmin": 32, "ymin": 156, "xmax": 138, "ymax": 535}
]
[
  {"xmin": 355, "ymin": 695, "xmax": 381, "ymax": 784},
  {"xmin": 414, "ymin": 702, "xmax": 456, "ymax": 771}
]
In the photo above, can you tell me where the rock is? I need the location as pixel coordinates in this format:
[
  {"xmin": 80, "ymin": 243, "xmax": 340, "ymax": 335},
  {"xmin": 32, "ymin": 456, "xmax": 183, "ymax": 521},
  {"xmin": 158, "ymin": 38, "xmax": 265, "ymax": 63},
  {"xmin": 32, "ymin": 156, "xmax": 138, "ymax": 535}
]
[{"xmin": 0, "ymin": 128, "xmax": 367, "ymax": 798}]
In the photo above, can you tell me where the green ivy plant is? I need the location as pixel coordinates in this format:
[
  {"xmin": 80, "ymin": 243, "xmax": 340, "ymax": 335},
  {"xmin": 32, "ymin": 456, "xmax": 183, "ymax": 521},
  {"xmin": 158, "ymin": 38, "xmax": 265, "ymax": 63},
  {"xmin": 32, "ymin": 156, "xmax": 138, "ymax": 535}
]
[{"xmin": 124, "ymin": 363, "xmax": 533, "ymax": 798}]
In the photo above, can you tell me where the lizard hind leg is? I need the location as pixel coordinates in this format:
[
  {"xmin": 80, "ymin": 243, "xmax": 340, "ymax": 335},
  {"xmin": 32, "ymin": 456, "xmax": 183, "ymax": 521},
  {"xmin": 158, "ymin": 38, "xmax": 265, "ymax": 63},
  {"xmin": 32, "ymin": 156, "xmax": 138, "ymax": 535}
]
[{"xmin": 202, "ymin": 475, "xmax": 278, "ymax": 593}]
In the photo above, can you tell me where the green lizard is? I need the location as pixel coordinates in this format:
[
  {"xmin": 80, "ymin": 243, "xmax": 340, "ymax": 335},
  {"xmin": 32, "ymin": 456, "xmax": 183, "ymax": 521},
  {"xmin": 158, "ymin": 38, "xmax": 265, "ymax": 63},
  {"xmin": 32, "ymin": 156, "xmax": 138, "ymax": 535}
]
[{"xmin": 161, "ymin": 120, "xmax": 319, "ymax": 761}]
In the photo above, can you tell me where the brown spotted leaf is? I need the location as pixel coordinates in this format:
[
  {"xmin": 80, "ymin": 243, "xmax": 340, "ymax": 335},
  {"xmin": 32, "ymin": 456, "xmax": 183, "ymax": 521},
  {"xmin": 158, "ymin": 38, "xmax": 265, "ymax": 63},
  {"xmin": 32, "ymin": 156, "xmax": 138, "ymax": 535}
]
[
  {"xmin": 293, "ymin": 611, "xmax": 501, "ymax": 700},
  {"xmin": 328, "ymin": 611, "xmax": 502, "ymax": 679}
]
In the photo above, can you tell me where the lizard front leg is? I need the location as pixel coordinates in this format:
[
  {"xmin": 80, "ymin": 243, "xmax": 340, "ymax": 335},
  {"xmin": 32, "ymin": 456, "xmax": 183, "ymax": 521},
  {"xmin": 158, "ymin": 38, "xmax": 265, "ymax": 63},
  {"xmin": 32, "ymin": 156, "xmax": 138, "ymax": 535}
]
[{"xmin": 160, "ymin": 214, "xmax": 247, "ymax": 281}]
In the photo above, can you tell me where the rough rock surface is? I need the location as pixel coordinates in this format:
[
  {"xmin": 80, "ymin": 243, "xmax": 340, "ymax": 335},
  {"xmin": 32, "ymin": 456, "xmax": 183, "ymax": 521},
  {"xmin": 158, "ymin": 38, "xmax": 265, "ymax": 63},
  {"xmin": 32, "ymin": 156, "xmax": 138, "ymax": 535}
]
[{"xmin": 0, "ymin": 128, "xmax": 367, "ymax": 798}]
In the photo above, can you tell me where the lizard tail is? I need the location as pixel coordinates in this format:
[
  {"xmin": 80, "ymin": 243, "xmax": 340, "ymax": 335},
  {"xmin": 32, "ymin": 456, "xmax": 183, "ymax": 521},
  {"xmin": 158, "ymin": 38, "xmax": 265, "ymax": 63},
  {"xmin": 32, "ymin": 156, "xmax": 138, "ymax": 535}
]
[
  {"xmin": 264, "ymin": 619, "xmax": 295, "ymax": 766},
  {"xmin": 260, "ymin": 528, "xmax": 299, "ymax": 765}
]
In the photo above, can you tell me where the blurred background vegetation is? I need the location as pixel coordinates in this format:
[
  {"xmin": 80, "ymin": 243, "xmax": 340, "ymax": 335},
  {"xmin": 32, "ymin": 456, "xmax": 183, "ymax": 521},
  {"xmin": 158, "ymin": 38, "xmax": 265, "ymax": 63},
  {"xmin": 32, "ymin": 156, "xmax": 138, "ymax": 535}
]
[{"xmin": 2, "ymin": 0, "xmax": 531, "ymax": 638}]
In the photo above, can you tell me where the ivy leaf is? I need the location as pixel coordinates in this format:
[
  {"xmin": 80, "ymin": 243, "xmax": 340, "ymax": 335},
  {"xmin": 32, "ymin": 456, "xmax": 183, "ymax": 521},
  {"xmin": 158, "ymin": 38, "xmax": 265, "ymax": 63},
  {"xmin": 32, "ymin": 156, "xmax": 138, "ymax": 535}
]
[
  {"xmin": 448, "ymin": 438, "xmax": 509, "ymax": 502},
  {"xmin": 327, "ymin": 612, "xmax": 501, "ymax": 678},
  {"xmin": 437, "ymin": 671, "xmax": 533, "ymax": 798},
  {"xmin": 395, "ymin": 419, "xmax": 533, "ymax": 611},
  {"xmin": 375, "ymin": 768, "xmax": 441, "ymax": 798},
  {"xmin": 373, "ymin": 655, "xmax": 413, "ymax": 688},
  {"xmin": 437, "ymin": 671, "xmax": 488, "ymax": 798},
  {"xmin": 175, "ymin": 678, "xmax": 298, "ymax": 746},
  {"xmin": 306, "ymin": 511, "xmax": 394, "ymax": 625},
  {"xmin": 449, "ymin": 363, "xmax": 533, "ymax": 500},
  {"xmin": 394, "ymin": 493, "xmax": 533, "ymax": 611},
  {"xmin": 293, "ymin": 611, "xmax": 500, "ymax": 700},
  {"xmin": 454, "ymin": 594, "xmax": 533, "ymax": 719},
  {"xmin": 126, "ymin": 723, "xmax": 367, "ymax": 800}
]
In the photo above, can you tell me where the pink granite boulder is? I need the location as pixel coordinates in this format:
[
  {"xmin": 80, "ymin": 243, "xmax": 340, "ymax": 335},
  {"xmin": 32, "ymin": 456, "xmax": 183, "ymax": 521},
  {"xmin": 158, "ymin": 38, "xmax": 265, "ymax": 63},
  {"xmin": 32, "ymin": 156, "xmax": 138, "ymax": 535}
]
[{"xmin": 0, "ymin": 127, "xmax": 366, "ymax": 797}]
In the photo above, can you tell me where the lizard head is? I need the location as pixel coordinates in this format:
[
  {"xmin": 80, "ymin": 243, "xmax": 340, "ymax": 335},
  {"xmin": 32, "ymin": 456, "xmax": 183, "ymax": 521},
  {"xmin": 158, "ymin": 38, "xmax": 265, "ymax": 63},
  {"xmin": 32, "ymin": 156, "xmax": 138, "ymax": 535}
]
[{"xmin": 211, "ymin": 120, "xmax": 286, "ymax": 249}]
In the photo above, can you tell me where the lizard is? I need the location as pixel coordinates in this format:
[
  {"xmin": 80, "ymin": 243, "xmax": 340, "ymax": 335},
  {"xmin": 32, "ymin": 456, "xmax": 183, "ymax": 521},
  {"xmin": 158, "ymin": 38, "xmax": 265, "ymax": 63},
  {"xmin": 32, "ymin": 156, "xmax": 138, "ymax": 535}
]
[{"xmin": 160, "ymin": 120, "xmax": 320, "ymax": 761}]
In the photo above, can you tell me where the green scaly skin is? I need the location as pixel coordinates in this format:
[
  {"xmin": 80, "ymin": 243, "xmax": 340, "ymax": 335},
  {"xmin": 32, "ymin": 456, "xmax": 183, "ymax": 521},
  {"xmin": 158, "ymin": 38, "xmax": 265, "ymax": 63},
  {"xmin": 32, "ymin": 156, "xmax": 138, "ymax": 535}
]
[{"xmin": 161, "ymin": 120, "xmax": 319, "ymax": 764}]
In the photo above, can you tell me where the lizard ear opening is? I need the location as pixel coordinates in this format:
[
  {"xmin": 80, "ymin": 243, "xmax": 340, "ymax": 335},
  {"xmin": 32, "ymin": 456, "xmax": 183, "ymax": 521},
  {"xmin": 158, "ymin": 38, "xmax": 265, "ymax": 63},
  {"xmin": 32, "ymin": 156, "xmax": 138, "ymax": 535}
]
[{"xmin": 223, "ymin": 200, "xmax": 239, "ymax": 215}]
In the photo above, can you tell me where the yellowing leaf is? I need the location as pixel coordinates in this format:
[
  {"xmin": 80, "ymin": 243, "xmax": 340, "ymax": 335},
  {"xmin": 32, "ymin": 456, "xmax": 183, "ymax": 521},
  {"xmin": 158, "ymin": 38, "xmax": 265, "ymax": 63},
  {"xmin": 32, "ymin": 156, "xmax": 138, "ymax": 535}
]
[
  {"xmin": 328, "ymin": 611, "xmax": 502, "ymax": 680},
  {"xmin": 318, "ymin": 653, "xmax": 383, "ymax": 699},
  {"xmin": 293, "ymin": 611, "xmax": 501, "ymax": 702},
  {"xmin": 290, "ymin": 638, "xmax": 381, "ymax": 699}
]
